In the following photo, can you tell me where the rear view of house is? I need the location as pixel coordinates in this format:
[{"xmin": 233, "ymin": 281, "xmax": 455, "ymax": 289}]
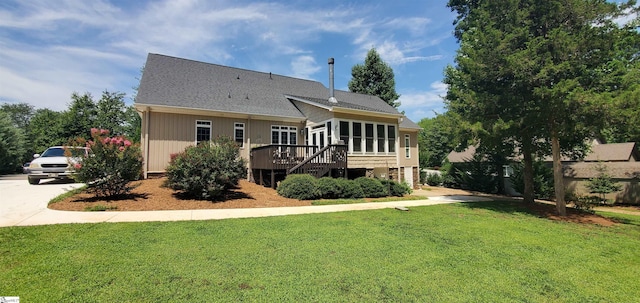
[{"xmin": 134, "ymin": 54, "xmax": 420, "ymax": 188}]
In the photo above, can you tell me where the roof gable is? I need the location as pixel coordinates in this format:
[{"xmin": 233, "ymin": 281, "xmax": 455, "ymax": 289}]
[{"xmin": 584, "ymin": 142, "xmax": 638, "ymax": 162}]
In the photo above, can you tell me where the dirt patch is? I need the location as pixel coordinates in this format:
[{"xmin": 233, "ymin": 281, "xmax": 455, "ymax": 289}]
[
  {"xmin": 525, "ymin": 201, "xmax": 617, "ymax": 226},
  {"xmin": 50, "ymin": 180, "xmax": 627, "ymax": 226}
]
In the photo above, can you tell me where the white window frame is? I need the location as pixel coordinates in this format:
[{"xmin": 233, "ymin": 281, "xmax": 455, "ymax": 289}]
[
  {"xmin": 234, "ymin": 122, "xmax": 245, "ymax": 148},
  {"xmin": 338, "ymin": 119, "xmax": 397, "ymax": 155},
  {"xmin": 388, "ymin": 125, "xmax": 396, "ymax": 153},
  {"xmin": 195, "ymin": 120, "xmax": 212, "ymax": 145},
  {"xmin": 405, "ymin": 134, "xmax": 410, "ymax": 158},
  {"xmin": 271, "ymin": 125, "xmax": 298, "ymax": 145}
]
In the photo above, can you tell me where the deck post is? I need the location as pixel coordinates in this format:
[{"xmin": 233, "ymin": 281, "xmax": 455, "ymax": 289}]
[{"xmin": 271, "ymin": 169, "xmax": 275, "ymax": 189}]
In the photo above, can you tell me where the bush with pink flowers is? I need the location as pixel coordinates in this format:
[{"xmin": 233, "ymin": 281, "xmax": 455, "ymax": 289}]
[{"xmin": 69, "ymin": 128, "xmax": 143, "ymax": 197}]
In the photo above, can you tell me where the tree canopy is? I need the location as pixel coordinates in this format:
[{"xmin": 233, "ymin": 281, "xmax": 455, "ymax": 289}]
[
  {"xmin": 0, "ymin": 91, "xmax": 141, "ymax": 173},
  {"xmin": 444, "ymin": 0, "xmax": 640, "ymax": 215},
  {"xmin": 348, "ymin": 48, "xmax": 401, "ymax": 108}
]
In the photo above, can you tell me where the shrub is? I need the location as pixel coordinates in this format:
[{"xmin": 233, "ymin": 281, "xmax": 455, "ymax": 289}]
[
  {"xmin": 586, "ymin": 163, "xmax": 622, "ymax": 204},
  {"xmin": 276, "ymin": 174, "xmax": 320, "ymax": 200},
  {"xmin": 70, "ymin": 128, "xmax": 143, "ymax": 197},
  {"xmin": 570, "ymin": 194, "xmax": 600, "ymax": 213},
  {"xmin": 380, "ymin": 179, "xmax": 412, "ymax": 196},
  {"xmin": 440, "ymin": 159, "xmax": 460, "ymax": 188},
  {"xmin": 354, "ymin": 177, "xmax": 387, "ymax": 198},
  {"xmin": 425, "ymin": 173, "xmax": 442, "ymax": 186},
  {"xmin": 510, "ymin": 160, "xmax": 554, "ymax": 200},
  {"xmin": 165, "ymin": 136, "xmax": 246, "ymax": 200},
  {"xmin": 455, "ymin": 153, "xmax": 498, "ymax": 194},
  {"xmin": 335, "ymin": 178, "xmax": 365, "ymax": 199},
  {"xmin": 317, "ymin": 177, "xmax": 341, "ymax": 199}
]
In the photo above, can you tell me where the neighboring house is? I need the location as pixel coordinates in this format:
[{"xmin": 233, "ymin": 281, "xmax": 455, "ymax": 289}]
[
  {"xmin": 563, "ymin": 142, "xmax": 640, "ymax": 204},
  {"xmin": 447, "ymin": 141, "xmax": 640, "ymax": 203},
  {"xmin": 134, "ymin": 54, "xmax": 421, "ymax": 188}
]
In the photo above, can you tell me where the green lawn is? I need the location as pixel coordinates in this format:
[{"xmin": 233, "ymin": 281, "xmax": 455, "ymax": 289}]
[{"xmin": 1, "ymin": 201, "xmax": 639, "ymax": 302}]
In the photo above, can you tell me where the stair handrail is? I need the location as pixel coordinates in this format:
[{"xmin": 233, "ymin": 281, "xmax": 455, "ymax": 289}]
[{"xmin": 288, "ymin": 144, "xmax": 335, "ymax": 174}]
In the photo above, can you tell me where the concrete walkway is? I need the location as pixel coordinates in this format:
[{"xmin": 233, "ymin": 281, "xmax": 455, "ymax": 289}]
[{"xmin": 0, "ymin": 178, "xmax": 491, "ymax": 227}]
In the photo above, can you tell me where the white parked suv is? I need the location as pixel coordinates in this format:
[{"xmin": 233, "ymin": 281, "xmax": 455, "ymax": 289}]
[{"xmin": 28, "ymin": 146, "xmax": 88, "ymax": 185}]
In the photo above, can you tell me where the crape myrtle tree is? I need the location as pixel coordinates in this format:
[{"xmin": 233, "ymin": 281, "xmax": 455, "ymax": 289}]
[
  {"xmin": 445, "ymin": 0, "xmax": 639, "ymax": 215},
  {"xmin": 349, "ymin": 48, "xmax": 401, "ymax": 108}
]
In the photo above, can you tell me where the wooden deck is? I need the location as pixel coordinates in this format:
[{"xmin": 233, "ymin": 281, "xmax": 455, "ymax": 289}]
[{"xmin": 250, "ymin": 144, "xmax": 347, "ymax": 188}]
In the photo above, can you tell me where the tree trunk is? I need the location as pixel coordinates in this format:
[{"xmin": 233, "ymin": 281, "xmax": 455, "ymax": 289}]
[
  {"xmin": 551, "ymin": 133, "xmax": 566, "ymax": 216},
  {"xmin": 521, "ymin": 140, "xmax": 535, "ymax": 204}
]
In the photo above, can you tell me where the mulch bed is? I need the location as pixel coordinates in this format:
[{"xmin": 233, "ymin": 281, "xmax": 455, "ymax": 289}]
[{"xmin": 49, "ymin": 178, "xmax": 625, "ymax": 226}]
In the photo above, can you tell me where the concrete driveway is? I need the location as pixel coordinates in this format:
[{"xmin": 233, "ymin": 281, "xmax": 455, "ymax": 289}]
[
  {"xmin": 0, "ymin": 174, "xmax": 84, "ymax": 227},
  {"xmin": 0, "ymin": 174, "xmax": 492, "ymax": 227}
]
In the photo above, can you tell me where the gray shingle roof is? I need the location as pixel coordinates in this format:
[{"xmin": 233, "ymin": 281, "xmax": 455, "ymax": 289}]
[
  {"xmin": 584, "ymin": 142, "xmax": 638, "ymax": 162},
  {"xmin": 136, "ymin": 53, "xmax": 419, "ymax": 127},
  {"xmin": 136, "ymin": 54, "xmax": 327, "ymax": 119}
]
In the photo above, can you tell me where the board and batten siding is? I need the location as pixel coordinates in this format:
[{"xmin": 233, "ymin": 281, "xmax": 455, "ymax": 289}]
[{"xmin": 144, "ymin": 112, "xmax": 304, "ymax": 173}]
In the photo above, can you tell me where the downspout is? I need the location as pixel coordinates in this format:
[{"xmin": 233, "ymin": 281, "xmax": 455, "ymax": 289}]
[
  {"xmin": 396, "ymin": 120, "xmax": 401, "ymax": 182},
  {"xmin": 143, "ymin": 108, "xmax": 150, "ymax": 179},
  {"xmin": 247, "ymin": 116, "xmax": 252, "ymax": 181}
]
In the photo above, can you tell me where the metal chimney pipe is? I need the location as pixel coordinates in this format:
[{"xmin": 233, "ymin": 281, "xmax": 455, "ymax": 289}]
[{"xmin": 328, "ymin": 58, "xmax": 336, "ymax": 102}]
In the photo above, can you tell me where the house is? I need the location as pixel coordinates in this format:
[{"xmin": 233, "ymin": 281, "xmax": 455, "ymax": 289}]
[
  {"xmin": 134, "ymin": 54, "xmax": 421, "ymax": 188},
  {"xmin": 447, "ymin": 141, "xmax": 640, "ymax": 203}
]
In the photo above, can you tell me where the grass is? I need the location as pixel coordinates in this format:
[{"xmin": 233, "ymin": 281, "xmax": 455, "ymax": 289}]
[
  {"xmin": 1, "ymin": 200, "xmax": 639, "ymax": 302},
  {"xmin": 84, "ymin": 205, "xmax": 118, "ymax": 211},
  {"xmin": 311, "ymin": 195, "xmax": 430, "ymax": 205},
  {"xmin": 48, "ymin": 185, "xmax": 86, "ymax": 204}
]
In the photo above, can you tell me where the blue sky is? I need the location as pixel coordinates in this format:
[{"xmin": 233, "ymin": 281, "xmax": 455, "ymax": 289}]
[{"xmin": 0, "ymin": 0, "xmax": 460, "ymax": 122}]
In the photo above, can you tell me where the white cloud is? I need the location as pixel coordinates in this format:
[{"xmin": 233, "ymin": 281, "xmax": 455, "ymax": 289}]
[
  {"xmin": 384, "ymin": 17, "xmax": 431, "ymax": 35},
  {"xmin": 364, "ymin": 41, "xmax": 444, "ymax": 65},
  {"xmin": 0, "ymin": 0, "xmax": 456, "ymax": 111},
  {"xmin": 290, "ymin": 55, "xmax": 321, "ymax": 79},
  {"xmin": 398, "ymin": 81, "xmax": 448, "ymax": 121}
]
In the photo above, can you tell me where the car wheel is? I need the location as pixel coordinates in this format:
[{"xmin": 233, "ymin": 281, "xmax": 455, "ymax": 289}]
[{"xmin": 28, "ymin": 177, "xmax": 40, "ymax": 185}]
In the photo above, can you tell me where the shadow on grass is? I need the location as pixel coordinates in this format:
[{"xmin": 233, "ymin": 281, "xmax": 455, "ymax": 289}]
[
  {"xmin": 458, "ymin": 199, "xmax": 627, "ymax": 226},
  {"xmin": 594, "ymin": 212, "xmax": 640, "ymax": 227},
  {"xmin": 457, "ymin": 200, "xmax": 540, "ymax": 216}
]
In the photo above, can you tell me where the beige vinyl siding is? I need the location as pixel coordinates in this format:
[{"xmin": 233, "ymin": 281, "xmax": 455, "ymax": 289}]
[
  {"xmin": 398, "ymin": 131, "xmax": 419, "ymax": 167},
  {"xmin": 291, "ymin": 101, "xmax": 333, "ymax": 124},
  {"xmin": 146, "ymin": 112, "xmax": 304, "ymax": 172},
  {"xmin": 348, "ymin": 155, "xmax": 397, "ymax": 169},
  {"xmin": 248, "ymin": 120, "xmax": 304, "ymax": 147}
]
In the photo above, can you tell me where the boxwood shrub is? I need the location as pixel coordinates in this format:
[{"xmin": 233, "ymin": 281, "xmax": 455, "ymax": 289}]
[
  {"xmin": 354, "ymin": 177, "xmax": 387, "ymax": 198},
  {"xmin": 276, "ymin": 174, "xmax": 321, "ymax": 200},
  {"xmin": 317, "ymin": 177, "xmax": 341, "ymax": 199},
  {"xmin": 380, "ymin": 179, "xmax": 412, "ymax": 197},
  {"xmin": 335, "ymin": 178, "xmax": 365, "ymax": 199}
]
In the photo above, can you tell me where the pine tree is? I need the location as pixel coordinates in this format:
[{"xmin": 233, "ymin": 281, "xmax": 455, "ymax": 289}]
[{"xmin": 348, "ymin": 48, "xmax": 400, "ymax": 108}]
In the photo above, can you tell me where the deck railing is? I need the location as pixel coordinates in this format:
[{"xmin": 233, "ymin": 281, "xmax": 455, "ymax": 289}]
[{"xmin": 250, "ymin": 144, "xmax": 347, "ymax": 178}]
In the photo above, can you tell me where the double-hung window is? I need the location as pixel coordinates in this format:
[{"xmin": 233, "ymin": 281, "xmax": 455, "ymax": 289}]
[
  {"xmin": 365, "ymin": 123, "xmax": 374, "ymax": 153},
  {"xmin": 339, "ymin": 121, "xmax": 349, "ymax": 146},
  {"xmin": 405, "ymin": 134, "xmax": 410, "ymax": 158},
  {"xmin": 377, "ymin": 124, "xmax": 386, "ymax": 153},
  {"xmin": 352, "ymin": 122, "xmax": 362, "ymax": 152},
  {"xmin": 234, "ymin": 123, "xmax": 244, "ymax": 148},
  {"xmin": 388, "ymin": 125, "xmax": 396, "ymax": 153},
  {"xmin": 196, "ymin": 120, "xmax": 212, "ymax": 145}
]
